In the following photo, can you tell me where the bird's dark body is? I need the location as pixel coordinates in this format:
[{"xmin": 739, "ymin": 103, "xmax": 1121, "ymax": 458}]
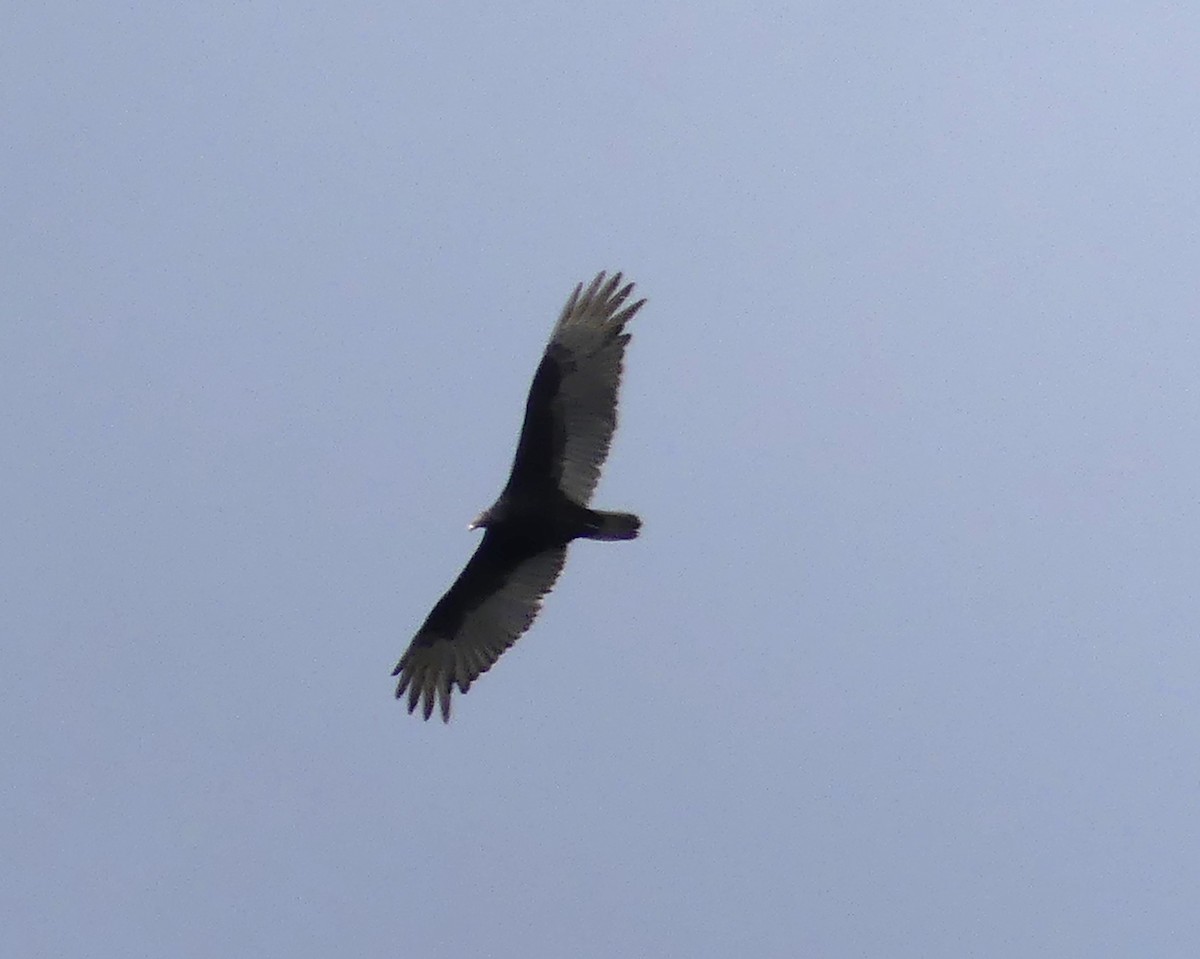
[
  {"xmin": 394, "ymin": 272, "xmax": 645, "ymax": 721},
  {"xmin": 411, "ymin": 496, "xmax": 621, "ymax": 650}
]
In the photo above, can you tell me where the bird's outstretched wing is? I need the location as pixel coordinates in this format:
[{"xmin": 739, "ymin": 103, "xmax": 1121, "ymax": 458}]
[
  {"xmin": 393, "ymin": 532, "xmax": 568, "ymax": 721},
  {"xmin": 505, "ymin": 272, "xmax": 646, "ymax": 504}
]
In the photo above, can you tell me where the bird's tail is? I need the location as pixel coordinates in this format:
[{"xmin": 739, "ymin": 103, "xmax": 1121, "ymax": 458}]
[{"xmin": 585, "ymin": 510, "xmax": 641, "ymax": 541}]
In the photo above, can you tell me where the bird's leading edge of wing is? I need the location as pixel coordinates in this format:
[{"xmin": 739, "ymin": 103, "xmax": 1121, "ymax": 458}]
[
  {"xmin": 393, "ymin": 533, "xmax": 568, "ymax": 721},
  {"xmin": 510, "ymin": 272, "xmax": 646, "ymax": 505}
]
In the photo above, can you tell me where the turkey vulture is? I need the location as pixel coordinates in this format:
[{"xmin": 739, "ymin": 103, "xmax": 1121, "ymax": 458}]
[{"xmin": 394, "ymin": 272, "xmax": 646, "ymax": 721}]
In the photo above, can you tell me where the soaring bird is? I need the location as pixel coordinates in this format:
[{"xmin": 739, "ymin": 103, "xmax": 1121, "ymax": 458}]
[{"xmin": 394, "ymin": 272, "xmax": 645, "ymax": 721}]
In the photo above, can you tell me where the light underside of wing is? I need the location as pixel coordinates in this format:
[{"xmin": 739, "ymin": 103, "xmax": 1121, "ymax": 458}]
[
  {"xmin": 394, "ymin": 544, "xmax": 568, "ymax": 721},
  {"xmin": 547, "ymin": 272, "xmax": 645, "ymax": 504}
]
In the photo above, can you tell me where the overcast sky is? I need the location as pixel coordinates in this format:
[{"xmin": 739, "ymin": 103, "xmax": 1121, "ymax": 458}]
[{"xmin": 4, "ymin": 4, "xmax": 1199, "ymax": 957}]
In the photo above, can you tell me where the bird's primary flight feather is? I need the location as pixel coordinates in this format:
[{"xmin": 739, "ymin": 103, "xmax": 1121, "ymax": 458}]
[{"xmin": 394, "ymin": 272, "xmax": 645, "ymax": 721}]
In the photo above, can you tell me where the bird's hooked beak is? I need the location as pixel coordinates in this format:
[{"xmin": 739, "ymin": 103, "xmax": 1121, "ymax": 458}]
[{"xmin": 468, "ymin": 508, "xmax": 489, "ymax": 531}]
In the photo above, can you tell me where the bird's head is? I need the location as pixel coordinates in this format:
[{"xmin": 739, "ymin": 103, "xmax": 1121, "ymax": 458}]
[
  {"xmin": 468, "ymin": 504, "xmax": 496, "ymax": 531},
  {"xmin": 469, "ymin": 497, "xmax": 512, "ymax": 530}
]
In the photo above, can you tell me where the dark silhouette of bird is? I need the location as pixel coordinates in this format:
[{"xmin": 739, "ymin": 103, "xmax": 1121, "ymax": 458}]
[{"xmin": 394, "ymin": 272, "xmax": 646, "ymax": 721}]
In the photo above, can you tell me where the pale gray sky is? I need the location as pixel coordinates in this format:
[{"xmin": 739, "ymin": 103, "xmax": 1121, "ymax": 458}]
[{"xmin": 4, "ymin": 4, "xmax": 1199, "ymax": 957}]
